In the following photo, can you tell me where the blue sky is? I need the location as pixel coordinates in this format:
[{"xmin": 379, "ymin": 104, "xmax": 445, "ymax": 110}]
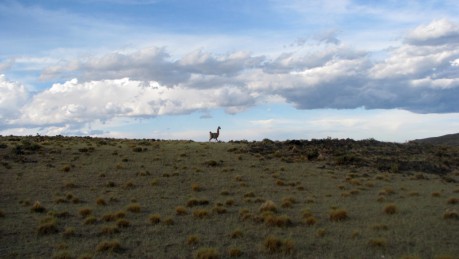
[{"xmin": 1, "ymin": 0, "xmax": 459, "ymax": 141}]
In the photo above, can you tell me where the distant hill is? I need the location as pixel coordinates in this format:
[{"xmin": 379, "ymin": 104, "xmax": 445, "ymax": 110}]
[{"xmin": 412, "ymin": 133, "xmax": 459, "ymax": 146}]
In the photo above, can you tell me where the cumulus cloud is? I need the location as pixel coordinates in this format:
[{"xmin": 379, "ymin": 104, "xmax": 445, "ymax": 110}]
[
  {"xmin": 405, "ymin": 19, "xmax": 459, "ymax": 46},
  {"xmin": 3, "ymin": 19, "xmax": 459, "ymax": 134},
  {"xmin": 9, "ymin": 77, "xmax": 255, "ymax": 128},
  {"xmin": 0, "ymin": 75, "xmax": 30, "ymax": 122}
]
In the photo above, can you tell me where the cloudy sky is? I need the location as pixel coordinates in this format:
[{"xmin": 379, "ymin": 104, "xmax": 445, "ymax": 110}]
[{"xmin": 1, "ymin": 0, "xmax": 458, "ymax": 141}]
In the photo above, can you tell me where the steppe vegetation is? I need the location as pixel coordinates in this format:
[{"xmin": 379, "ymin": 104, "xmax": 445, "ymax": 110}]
[{"xmin": 0, "ymin": 135, "xmax": 458, "ymax": 258}]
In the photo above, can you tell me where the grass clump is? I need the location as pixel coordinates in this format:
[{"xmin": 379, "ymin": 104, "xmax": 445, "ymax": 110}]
[
  {"xmin": 79, "ymin": 208, "xmax": 92, "ymax": 218},
  {"xmin": 329, "ymin": 209, "xmax": 348, "ymax": 221},
  {"xmin": 447, "ymin": 197, "xmax": 458, "ymax": 204},
  {"xmin": 116, "ymin": 218, "xmax": 130, "ymax": 228},
  {"xmin": 96, "ymin": 198, "xmax": 107, "ymax": 206},
  {"xmin": 368, "ymin": 238, "xmax": 387, "ymax": 248},
  {"xmin": 96, "ymin": 239, "xmax": 122, "ymax": 252},
  {"xmin": 259, "ymin": 200, "xmax": 277, "ymax": 213},
  {"xmin": 149, "ymin": 214, "xmax": 161, "ymax": 224},
  {"xmin": 230, "ymin": 229, "xmax": 243, "ymax": 239},
  {"xmin": 84, "ymin": 216, "xmax": 97, "ymax": 225},
  {"xmin": 37, "ymin": 218, "xmax": 58, "ymax": 235},
  {"xmin": 443, "ymin": 209, "xmax": 458, "ymax": 220},
  {"xmin": 99, "ymin": 226, "xmax": 119, "ymax": 235},
  {"xmin": 193, "ymin": 209, "xmax": 210, "ymax": 219},
  {"xmin": 187, "ymin": 235, "xmax": 199, "ymax": 245},
  {"xmin": 126, "ymin": 203, "xmax": 141, "ymax": 213},
  {"xmin": 194, "ymin": 247, "xmax": 219, "ymax": 259},
  {"xmin": 176, "ymin": 206, "xmax": 188, "ymax": 215},
  {"xmin": 384, "ymin": 203, "xmax": 397, "ymax": 215},
  {"xmin": 31, "ymin": 201, "xmax": 46, "ymax": 213},
  {"xmin": 62, "ymin": 227, "xmax": 75, "ymax": 238},
  {"xmin": 263, "ymin": 235, "xmax": 295, "ymax": 255},
  {"xmin": 228, "ymin": 247, "xmax": 242, "ymax": 257}
]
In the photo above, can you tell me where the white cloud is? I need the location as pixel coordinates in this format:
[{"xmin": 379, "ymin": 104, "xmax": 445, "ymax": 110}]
[
  {"xmin": 405, "ymin": 19, "xmax": 459, "ymax": 46},
  {"xmin": 10, "ymin": 77, "xmax": 256, "ymax": 127},
  {"xmin": 0, "ymin": 75, "xmax": 30, "ymax": 122}
]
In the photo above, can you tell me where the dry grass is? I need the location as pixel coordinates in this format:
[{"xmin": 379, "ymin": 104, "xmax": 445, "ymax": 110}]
[
  {"xmin": 384, "ymin": 203, "xmax": 398, "ymax": 215},
  {"xmin": 1, "ymin": 136, "xmax": 458, "ymax": 258},
  {"xmin": 149, "ymin": 214, "xmax": 161, "ymax": 224},
  {"xmin": 329, "ymin": 209, "xmax": 348, "ymax": 221},
  {"xmin": 96, "ymin": 240, "xmax": 122, "ymax": 252},
  {"xmin": 194, "ymin": 247, "xmax": 219, "ymax": 259}
]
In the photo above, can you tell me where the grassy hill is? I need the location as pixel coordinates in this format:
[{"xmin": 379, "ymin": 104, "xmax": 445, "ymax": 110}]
[
  {"xmin": 412, "ymin": 133, "xmax": 459, "ymax": 146},
  {"xmin": 0, "ymin": 136, "xmax": 458, "ymax": 258}
]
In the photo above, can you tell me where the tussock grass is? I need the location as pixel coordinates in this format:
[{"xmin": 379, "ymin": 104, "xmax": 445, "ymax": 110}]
[
  {"xmin": 263, "ymin": 235, "xmax": 295, "ymax": 255},
  {"xmin": 149, "ymin": 214, "xmax": 161, "ymax": 224},
  {"xmin": 193, "ymin": 209, "xmax": 210, "ymax": 219},
  {"xmin": 384, "ymin": 203, "xmax": 397, "ymax": 215},
  {"xmin": 96, "ymin": 198, "xmax": 107, "ymax": 206},
  {"xmin": 175, "ymin": 206, "xmax": 188, "ymax": 215},
  {"xmin": 259, "ymin": 200, "xmax": 277, "ymax": 213},
  {"xmin": 37, "ymin": 218, "xmax": 58, "ymax": 235},
  {"xmin": 83, "ymin": 216, "xmax": 97, "ymax": 225},
  {"xmin": 163, "ymin": 217, "xmax": 174, "ymax": 225},
  {"xmin": 228, "ymin": 247, "xmax": 242, "ymax": 257},
  {"xmin": 62, "ymin": 227, "xmax": 76, "ymax": 238},
  {"xmin": 96, "ymin": 239, "xmax": 122, "ymax": 252},
  {"xmin": 329, "ymin": 209, "xmax": 348, "ymax": 221},
  {"xmin": 194, "ymin": 247, "xmax": 219, "ymax": 259},
  {"xmin": 99, "ymin": 226, "xmax": 119, "ymax": 235},
  {"xmin": 447, "ymin": 197, "xmax": 458, "ymax": 204},
  {"xmin": 31, "ymin": 201, "xmax": 46, "ymax": 213},
  {"xmin": 79, "ymin": 208, "xmax": 92, "ymax": 218},
  {"xmin": 187, "ymin": 235, "xmax": 199, "ymax": 245},
  {"xmin": 229, "ymin": 229, "xmax": 243, "ymax": 239},
  {"xmin": 443, "ymin": 209, "xmax": 458, "ymax": 220},
  {"xmin": 126, "ymin": 203, "xmax": 141, "ymax": 213},
  {"xmin": 368, "ymin": 237, "xmax": 387, "ymax": 248}
]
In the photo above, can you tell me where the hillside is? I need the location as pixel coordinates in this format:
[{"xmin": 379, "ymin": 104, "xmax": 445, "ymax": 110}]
[
  {"xmin": 412, "ymin": 133, "xmax": 459, "ymax": 146},
  {"xmin": 0, "ymin": 136, "xmax": 458, "ymax": 258}
]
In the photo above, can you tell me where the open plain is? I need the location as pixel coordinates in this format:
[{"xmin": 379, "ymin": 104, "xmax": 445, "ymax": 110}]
[{"xmin": 0, "ymin": 136, "xmax": 458, "ymax": 258}]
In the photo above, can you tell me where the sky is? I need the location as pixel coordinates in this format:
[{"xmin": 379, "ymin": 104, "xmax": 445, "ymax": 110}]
[{"xmin": 1, "ymin": 0, "xmax": 459, "ymax": 142}]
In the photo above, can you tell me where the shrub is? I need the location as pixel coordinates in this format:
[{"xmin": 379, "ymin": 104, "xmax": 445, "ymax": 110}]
[
  {"xmin": 37, "ymin": 219, "xmax": 58, "ymax": 235},
  {"xmin": 384, "ymin": 204, "xmax": 397, "ymax": 215},
  {"xmin": 329, "ymin": 209, "xmax": 348, "ymax": 221}
]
